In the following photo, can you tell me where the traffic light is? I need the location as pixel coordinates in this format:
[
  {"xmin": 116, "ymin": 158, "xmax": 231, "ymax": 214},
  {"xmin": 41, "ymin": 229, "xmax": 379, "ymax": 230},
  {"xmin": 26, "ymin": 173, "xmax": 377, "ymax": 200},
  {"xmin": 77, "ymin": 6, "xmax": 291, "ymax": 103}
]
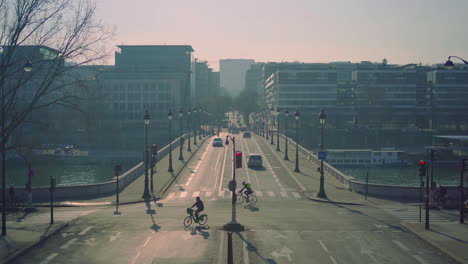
[
  {"xmin": 431, "ymin": 149, "xmax": 438, "ymax": 161},
  {"xmin": 152, "ymin": 144, "xmax": 158, "ymax": 156},
  {"xmin": 235, "ymin": 151, "xmax": 242, "ymax": 168},
  {"xmin": 418, "ymin": 160, "xmax": 426, "ymax": 176}
]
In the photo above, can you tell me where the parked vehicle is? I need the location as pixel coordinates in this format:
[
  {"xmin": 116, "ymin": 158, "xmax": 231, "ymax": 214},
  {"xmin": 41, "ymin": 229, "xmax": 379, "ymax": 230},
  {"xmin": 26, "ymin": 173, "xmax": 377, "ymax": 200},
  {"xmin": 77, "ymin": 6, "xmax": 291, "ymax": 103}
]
[{"xmin": 247, "ymin": 153, "xmax": 262, "ymax": 168}]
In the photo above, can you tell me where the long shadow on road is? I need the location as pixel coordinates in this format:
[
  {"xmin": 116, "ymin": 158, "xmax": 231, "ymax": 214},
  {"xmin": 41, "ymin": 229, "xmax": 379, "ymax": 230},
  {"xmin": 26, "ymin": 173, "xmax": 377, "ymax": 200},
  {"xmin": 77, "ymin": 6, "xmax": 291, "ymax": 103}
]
[
  {"xmin": 235, "ymin": 232, "xmax": 278, "ymax": 264},
  {"xmin": 145, "ymin": 201, "xmax": 161, "ymax": 232}
]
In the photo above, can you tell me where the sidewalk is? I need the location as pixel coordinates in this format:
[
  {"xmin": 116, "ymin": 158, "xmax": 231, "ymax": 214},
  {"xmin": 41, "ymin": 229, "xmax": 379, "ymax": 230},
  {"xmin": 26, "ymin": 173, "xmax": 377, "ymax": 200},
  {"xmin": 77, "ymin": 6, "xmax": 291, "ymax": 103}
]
[
  {"xmin": 255, "ymin": 133, "xmax": 468, "ymax": 264},
  {"xmin": 0, "ymin": 135, "xmax": 211, "ymax": 263}
]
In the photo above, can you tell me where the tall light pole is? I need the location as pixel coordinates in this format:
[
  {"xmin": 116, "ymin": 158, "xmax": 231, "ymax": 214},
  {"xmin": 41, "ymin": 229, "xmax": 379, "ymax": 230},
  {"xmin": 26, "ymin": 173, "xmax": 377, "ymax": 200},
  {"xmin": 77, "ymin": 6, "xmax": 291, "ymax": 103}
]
[
  {"xmin": 270, "ymin": 107, "xmax": 274, "ymax": 144},
  {"xmin": 276, "ymin": 107, "xmax": 281, "ymax": 152},
  {"xmin": 444, "ymin": 56, "xmax": 468, "ymax": 70},
  {"xmin": 179, "ymin": 108, "xmax": 184, "ymax": 161},
  {"xmin": 168, "ymin": 110, "xmax": 174, "ymax": 172},
  {"xmin": 2, "ymin": 60, "xmax": 32, "ymax": 236},
  {"xmin": 317, "ymin": 108, "xmax": 327, "ymax": 198},
  {"xmin": 265, "ymin": 107, "xmax": 269, "ymax": 140},
  {"xmin": 193, "ymin": 106, "xmax": 198, "ymax": 145},
  {"xmin": 284, "ymin": 108, "xmax": 289, "ymax": 160},
  {"xmin": 294, "ymin": 108, "xmax": 300, "ymax": 173},
  {"xmin": 223, "ymin": 135, "xmax": 244, "ymax": 231},
  {"xmin": 187, "ymin": 108, "xmax": 192, "ymax": 152},
  {"xmin": 142, "ymin": 110, "xmax": 151, "ymax": 200}
]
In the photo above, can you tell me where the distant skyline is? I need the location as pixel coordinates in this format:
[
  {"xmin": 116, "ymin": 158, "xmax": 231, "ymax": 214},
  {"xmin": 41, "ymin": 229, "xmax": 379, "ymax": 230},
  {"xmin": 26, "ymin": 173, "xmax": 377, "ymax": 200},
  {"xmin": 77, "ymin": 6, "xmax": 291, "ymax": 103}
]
[{"xmin": 96, "ymin": 0, "xmax": 468, "ymax": 71}]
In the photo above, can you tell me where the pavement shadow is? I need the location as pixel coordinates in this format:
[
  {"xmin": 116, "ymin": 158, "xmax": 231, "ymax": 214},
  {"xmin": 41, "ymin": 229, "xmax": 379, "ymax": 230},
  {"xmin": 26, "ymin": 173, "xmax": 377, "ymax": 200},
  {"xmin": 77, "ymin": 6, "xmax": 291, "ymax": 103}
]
[
  {"xmin": 172, "ymin": 176, "xmax": 185, "ymax": 191},
  {"xmin": 234, "ymin": 232, "xmax": 277, "ymax": 264},
  {"xmin": 331, "ymin": 203, "xmax": 404, "ymax": 231},
  {"xmin": 145, "ymin": 201, "xmax": 161, "ymax": 232},
  {"xmin": 249, "ymin": 167, "xmax": 267, "ymax": 172},
  {"xmin": 16, "ymin": 211, "xmax": 32, "ymax": 222},
  {"xmin": 244, "ymin": 204, "xmax": 260, "ymax": 212},
  {"xmin": 189, "ymin": 226, "xmax": 211, "ymax": 239}
]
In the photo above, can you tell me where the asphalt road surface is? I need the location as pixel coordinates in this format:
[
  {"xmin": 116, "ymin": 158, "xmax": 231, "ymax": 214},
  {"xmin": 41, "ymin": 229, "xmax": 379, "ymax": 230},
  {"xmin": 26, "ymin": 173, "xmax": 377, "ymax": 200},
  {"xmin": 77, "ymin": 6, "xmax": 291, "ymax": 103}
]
[{"xmin": 13, "ymin": 130, "xmax": 459, "ymax": 264}]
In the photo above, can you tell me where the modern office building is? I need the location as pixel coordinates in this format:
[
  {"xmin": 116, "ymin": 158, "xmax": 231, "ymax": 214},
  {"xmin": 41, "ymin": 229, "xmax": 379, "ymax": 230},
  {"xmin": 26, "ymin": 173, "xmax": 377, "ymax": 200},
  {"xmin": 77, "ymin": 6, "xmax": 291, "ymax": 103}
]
[{"xmin": 220, "ymin": 59, "xmax": 255, "ymax": 96}]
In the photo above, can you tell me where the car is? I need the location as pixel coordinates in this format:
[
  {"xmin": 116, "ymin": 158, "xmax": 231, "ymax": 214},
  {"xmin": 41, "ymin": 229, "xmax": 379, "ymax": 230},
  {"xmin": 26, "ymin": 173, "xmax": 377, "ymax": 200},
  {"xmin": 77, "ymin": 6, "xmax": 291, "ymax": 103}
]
[
  {"xmin": 247, "ymin": 153, "xmax": 262, "ymax": 168},
  {"xmin": 243, "ymin": 132, "xmax": 251, "ymax": 138},
  {"xmin": 212, "ymin": 138, "xmax": 223, "ymax": 147}
]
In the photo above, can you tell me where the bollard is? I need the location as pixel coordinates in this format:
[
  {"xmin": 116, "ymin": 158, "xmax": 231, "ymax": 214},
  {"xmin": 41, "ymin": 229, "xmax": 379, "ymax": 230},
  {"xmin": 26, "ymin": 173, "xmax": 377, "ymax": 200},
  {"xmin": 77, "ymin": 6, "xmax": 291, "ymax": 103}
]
[{"xmin": 227, "ymin": 232, "xmax": 233, "ymax": 264}]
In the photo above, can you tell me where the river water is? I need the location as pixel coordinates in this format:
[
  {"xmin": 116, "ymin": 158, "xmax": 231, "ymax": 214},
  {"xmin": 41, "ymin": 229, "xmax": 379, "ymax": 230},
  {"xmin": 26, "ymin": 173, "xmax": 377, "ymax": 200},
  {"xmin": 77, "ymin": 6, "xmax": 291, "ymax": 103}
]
[{"xmin": 335, "ymin": 165, "xmax": 462, "ymax": 186}]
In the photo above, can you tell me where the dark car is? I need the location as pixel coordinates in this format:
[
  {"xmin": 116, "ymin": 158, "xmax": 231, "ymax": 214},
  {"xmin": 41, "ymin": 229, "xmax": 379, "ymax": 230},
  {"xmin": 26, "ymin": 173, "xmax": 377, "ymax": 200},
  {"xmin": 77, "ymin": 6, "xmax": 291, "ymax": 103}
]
[
  {"xmin": 243, "ymin": 132, "xmax": 251, "ymax": 138},
  {"xmin": 212, "ymin": 138, "xmax": 223, "ymax": 147},
  {"xmin": 247, "ymin": 153, "xmax": 262, "ymax": 168}
]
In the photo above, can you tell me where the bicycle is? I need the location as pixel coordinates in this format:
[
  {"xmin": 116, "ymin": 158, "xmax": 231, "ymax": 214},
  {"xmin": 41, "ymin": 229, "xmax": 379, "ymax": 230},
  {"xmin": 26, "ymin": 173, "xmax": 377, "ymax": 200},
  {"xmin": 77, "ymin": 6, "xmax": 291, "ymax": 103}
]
[
  {"xmin": 184, "ymin": 208, "xmax": 208, "ymax": 227},
  {"xmin": 236, "ymin": 191, "xmax": 257, "ymax": 205},
  {"xmin": 434, "ymin": 192, "xmax": 448, "ymax": 207}
]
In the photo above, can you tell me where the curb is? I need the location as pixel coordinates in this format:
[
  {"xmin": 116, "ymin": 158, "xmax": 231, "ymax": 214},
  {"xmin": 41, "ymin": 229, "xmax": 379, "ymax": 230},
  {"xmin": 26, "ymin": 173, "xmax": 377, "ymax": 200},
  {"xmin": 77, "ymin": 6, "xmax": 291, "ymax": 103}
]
[
  {"xmin": 5, "ymin": 222, "xmax": 69, "ymax": 264},
  {"xmin": 400, "ymin": 222, "xmax": 466, "ymax": 264},
  {"xmin": 308, "ymin": 196, "xmax": 365, "ymax": 206}
]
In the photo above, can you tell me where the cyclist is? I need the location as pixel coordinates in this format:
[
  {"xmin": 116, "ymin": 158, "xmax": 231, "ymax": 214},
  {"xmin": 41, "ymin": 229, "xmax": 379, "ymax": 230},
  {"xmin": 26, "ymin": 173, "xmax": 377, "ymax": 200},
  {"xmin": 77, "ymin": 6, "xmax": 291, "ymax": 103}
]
[
  {"xmin": 191, "ymin": 197, "xmax": 204, "ymax": 222},
  {"xmin": 434, "ymin": 185, "xmax": 448, "ymax": 204},
  {"xmin": 239, "ymin": 181, "xmax": 253, "ymax": 200}
]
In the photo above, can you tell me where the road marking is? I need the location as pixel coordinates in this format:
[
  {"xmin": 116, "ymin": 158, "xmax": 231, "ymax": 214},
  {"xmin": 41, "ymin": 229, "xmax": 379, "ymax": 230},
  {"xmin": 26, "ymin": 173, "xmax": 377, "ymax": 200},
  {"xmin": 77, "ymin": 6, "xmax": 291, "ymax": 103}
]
[
  {"xmin": 167, "ymin": 193, "xmax": 175, "ymax": 199},
  {"xmin": 218, "ymin": 191, "xmax": 225, "ymax": 197},
  {"xmin": 180, "ymin": 192, "xmax": 188, "ymax": 198},
  {"xmin": 392, "ymin": 240, "xmax": 410, "ymax": 251},
  {"xmin": 280, "ymin": 192, "xmax": 288, "ymax": 198},
  {"xmin": 256, "ymin": 191, "xmax": 263, "ymax": 197},
  {"xmin": 218, "ymin": 144, "xmax": 228, "ymax": 191},
  {"xmin": 291, "ymin": 192, "xmax": 301, "ymax": 198},
  {"xmin": 268, "ymin": 191, "xmax": 275, "ymax": 198},
  {"xmin": 192, "ymin": 191, "xmax": 200, "ymax": 197},
  {"xmin": 143, "ymin": 236, "xmax": 152, "ymax": 247},
  {"xmin": 110, "ymin": 231, "xmax": 122, "ymax": 242},
  {"xmin": 131, "ymin": 252, "xmax": 142, "ymax": 264},
  {"xmin": 40, "ymin": 253, "xmax": 59, "ymax": 264},
  {"xmin": 60, "ymin": 238, "xmax": 78, "ymax": 249},
  {"xmin": 412, "ymin": 255, "xmax": 427, "ymax": 264},
  {"xmin": 329, "ymin": 256, "xmax": 338, "ymax": 264},
  {"xmin": 318, "ymin": 240, "xmax": 329, "ymax": 253},
  {"xmin": 79, "ymin": 226, "xmax": 93, "ymax": 235},
  {"xmin": 205, "ymin": 191, "xmax": 212, "ymax": 197}
]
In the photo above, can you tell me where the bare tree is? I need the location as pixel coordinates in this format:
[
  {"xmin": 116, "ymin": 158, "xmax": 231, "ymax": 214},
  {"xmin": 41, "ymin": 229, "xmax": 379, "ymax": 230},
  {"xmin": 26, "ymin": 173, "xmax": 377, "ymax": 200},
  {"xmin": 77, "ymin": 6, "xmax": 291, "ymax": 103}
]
[{"xmin": 0, "ymin": 0, "xmax": 114, "ymax": 151}]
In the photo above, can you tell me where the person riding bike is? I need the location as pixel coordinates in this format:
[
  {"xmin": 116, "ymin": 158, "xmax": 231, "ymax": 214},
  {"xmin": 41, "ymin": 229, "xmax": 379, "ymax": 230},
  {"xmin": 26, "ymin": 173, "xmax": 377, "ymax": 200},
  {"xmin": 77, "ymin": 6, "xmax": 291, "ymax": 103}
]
[
  {"xmin": 434, "ymin": 185, "xmax": 448, "ymax": 205},
  {"xmin": 239, "ymin": 181, "xmax": 253, "ymax": 199},
  {"xmin": 191, "ymin": 197, "xmax": 204, "ymax": 222}
]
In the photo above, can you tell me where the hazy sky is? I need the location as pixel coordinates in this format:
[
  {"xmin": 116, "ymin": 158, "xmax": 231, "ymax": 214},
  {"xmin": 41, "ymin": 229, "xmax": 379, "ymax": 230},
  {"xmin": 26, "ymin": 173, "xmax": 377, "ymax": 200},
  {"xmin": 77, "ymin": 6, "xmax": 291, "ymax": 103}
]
[{"xmin": 96, "ymin": 0, "xmax": 468, "ymax": 70}]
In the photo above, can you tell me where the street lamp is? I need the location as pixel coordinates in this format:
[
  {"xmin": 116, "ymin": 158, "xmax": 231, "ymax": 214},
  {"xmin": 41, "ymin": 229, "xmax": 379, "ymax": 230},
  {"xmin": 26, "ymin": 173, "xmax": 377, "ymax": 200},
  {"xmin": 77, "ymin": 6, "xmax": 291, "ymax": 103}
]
[
  {"xmin": 179, "ymin": 108, "xmax": 184, "ymax": 161},
  {"xmin": 168, "ymin": 110, "xmax": 174, "ymax": 172},
  {"xmin": 444, "ymin": 56, "xmax": 468, "ymax": 70},
  {"xmin": 187, "ymin": 108, "xmax": 192, "ymax": 152},
  {"xmin": 2, "ymin": 60, "xmax": 33, "ymax": 236},
  {"xmin": 223, "ymin": 135, "xmax": 244, "ymax": 231},
  {"xmin": 193, "ymin": 106, "xmax": 198, "ymax": 145},
  {"xmin": 142, "ymin": 110, "xmax": 151, "ymax": 200},
  {"xmin": 265, "ymin": 107, "xmax": 269, "ymax": 140},
  {"xmin": 276, "ymin": 107, "xmax": 281, "ymax": 151},
  {"xmin": 284, "ymin": 108, "xmax": 289, "ymax": 160},
  {"xmin": 294, "ymin": 108, "xmax": 300, "ymax": 173},
  {"xmin": 270, "ymin": 107, "xmax": 274, "ymax": 144},
  {"xmin": 317, "ymin": 108, "xmax": 327, "ymax": 198}
]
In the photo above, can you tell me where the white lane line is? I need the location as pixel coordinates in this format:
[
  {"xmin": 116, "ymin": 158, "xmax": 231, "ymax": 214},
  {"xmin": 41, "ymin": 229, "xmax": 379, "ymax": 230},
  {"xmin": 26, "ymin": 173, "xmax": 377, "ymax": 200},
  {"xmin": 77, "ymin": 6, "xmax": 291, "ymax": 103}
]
[
  {"xmin": 192, "ymin": 191, "xmax": 200, "ymax": 197},
  {"xmin": 256, "ymin": 191, "xmax": 263, "ymax": 197},
  {"xmin": 180, "ymin": 192, "xmax": 188, "ymax": 198},
  {"xmin": 79, "ymin": 226, "xmax": 93, "ymax": 235},
  {"xmin": 318, "ymin": 240, "xmax": 329, "ymax": 253},
  {"xmin": 243, "ymin": 232, "xmax": 250, "ymax": 264},
  {"xmin": 131, "ymin": 251, "xmax": 142, "ymax": 264},
  {"xmin": 268, "ymin": 192, "xmax": 275, "ymax": 198},
  {"xmin": 60, "ymin": 238, "xmax": 78, "ymax": 249},
  {"xmin": 280, "ymin": 192, "xmax": 288, "ymax": 198},
  {"xmin": 218, "ymin": 232, "xmax": 224, "ymax": 264},
  {"xmin": 218, "ymin": 144, "xmax": 228, "ymax": 192},
  {"xmin": 292, "ymin": 192, "xmax": 301, "ymax": 198},
  {"xmin": 392, "ymin": 240, "xmax": 410, "ymax": 251},
  {"xmin": 167, "ymin": 192, "xmax": 175, "ymax": 199},
  {"xmin": 274, "ymin": 178, "xmax": 280, "ymax": 183},
  {"xmin": 213, "ymin": 144, "xmax": 225, "ymax": 190},
  {"xmin": 218, "ymin": 191, "xmax": 225, "ymax": 197},
  {"xmin": 143, "ymin": 235, "xmax": 152, "ymax": 247},
  {"xmin": 40, "ymin": 253, "xmax": 59, "ymax": 264},
  {"xmin": 329, "ymin": 256, "xmax": 338, "ymax": 264},
  {"xmin": 412, "ymin": 255, "xmax": 427, "ymax": 264},
  {"xmin": 205, "ymin": 191, "xmax": 212, "ymax": 197}
]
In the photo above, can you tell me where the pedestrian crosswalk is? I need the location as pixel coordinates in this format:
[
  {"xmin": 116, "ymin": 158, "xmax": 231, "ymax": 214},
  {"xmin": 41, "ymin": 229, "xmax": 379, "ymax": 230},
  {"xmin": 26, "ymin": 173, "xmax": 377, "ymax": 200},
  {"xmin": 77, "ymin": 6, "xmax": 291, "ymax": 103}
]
[
  {"xmin": 161, "ymin": 189, "xmax": 303, "ymax": 203},
  {"xmin": 380, "ymin": 205, "xmax": 452, "ymax": 223}
]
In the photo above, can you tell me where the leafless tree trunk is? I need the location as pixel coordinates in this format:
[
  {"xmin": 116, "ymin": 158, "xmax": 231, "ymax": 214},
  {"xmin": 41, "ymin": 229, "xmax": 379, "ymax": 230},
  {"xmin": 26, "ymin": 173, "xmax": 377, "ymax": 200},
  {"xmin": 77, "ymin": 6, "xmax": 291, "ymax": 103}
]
[{"xmin": 0, "ymin": 0, "xmax": 114, "ymax": 151}]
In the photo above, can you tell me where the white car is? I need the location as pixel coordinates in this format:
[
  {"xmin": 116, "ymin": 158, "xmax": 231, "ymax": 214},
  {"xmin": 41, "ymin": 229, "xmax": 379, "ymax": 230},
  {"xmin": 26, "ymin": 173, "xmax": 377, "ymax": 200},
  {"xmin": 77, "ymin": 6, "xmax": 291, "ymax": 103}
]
[{"xmin": 212, "ymin": 138, "xmax": 223, "ymax": 147}]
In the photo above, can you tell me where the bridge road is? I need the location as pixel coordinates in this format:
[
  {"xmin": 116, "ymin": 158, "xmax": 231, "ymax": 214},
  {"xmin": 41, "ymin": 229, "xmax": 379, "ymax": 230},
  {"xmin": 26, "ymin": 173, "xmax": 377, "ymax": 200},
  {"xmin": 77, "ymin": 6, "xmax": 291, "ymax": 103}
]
[{"xmin": 13, "ymin": 132, "xmax": 458, "ymax": 264}]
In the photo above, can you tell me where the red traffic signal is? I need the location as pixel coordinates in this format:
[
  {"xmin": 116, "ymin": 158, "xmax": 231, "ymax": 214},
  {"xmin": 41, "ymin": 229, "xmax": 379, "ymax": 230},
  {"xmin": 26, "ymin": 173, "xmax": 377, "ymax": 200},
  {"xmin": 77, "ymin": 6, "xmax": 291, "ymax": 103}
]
[
  {"xmin": 236, "ymin": 152, "xmax": 242, "ymax": 157},
  {"xmin": 235, "ymin": 151, "xmax": 242, "ymax": 168},
  {"xmin": 418, "ymin": 160, "xmax": 426, "ymax": 176},
  {"xmin": 419, "ymin": 160, "xmax": 426, "ymax": 165}
]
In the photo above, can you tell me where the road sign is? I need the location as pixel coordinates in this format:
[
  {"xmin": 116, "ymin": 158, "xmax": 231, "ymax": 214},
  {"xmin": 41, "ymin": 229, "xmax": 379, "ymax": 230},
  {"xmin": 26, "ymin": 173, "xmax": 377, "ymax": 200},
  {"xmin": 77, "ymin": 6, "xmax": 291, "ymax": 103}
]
[{"xmin": 318, "ymin": 151, "xmax": 326, "ymax": 160}]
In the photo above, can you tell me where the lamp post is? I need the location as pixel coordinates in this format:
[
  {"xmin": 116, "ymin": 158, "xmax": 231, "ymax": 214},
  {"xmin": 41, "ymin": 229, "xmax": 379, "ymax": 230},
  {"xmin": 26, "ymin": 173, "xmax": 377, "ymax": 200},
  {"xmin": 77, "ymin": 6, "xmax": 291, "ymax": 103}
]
[
  {"xmin": 444, "ymin": 56, "xmax": 468, "ymax": 70},
  {"xmin": 223, "ymin": 135, "xmax": 244, "ymax": 231},
  {"xmin": 265, "ymin": 107, "xmax": 269, "ymax": 140},
  {"xmin": 193, "ymin": 106, "xmax": 198, "ymax": 145},
  {"xmin": 270, "ymin": 107, "xmax": 274, "ymax": 144},
  {"xmin": 317, "ymin": 108, "xmax": 327, "ymax": 198},
  {"xmin": 151, "ymin": 144, "xmax": 156, "ymax": 196},
  {"xmin": 284, "ymin": 108, "xmax": 289, "ymax": 160},
  {"xmin": 294, "ymin": 108, "xmax": 300, "ymax": 173},
  {"xmin": 276, "ymin": 107, "xmax": 281, "ymax": 151},
  {"xmin": 179, "ymin": 108, "xmax": 184, "ymax": 161},
  {"xmin": 168, "ymin": 110, "xmax": 174, "ymax": 172},
  {"xmin": 142, "ymin": 110, "xmax": 151, "ymax": 200},
  {"xmin": 187, "ymin": 108, "xmax": 192, "ymax": 152},
  {"xmin": 2, "ymin": 60, "xmax": 32, "ymax": 236}
]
